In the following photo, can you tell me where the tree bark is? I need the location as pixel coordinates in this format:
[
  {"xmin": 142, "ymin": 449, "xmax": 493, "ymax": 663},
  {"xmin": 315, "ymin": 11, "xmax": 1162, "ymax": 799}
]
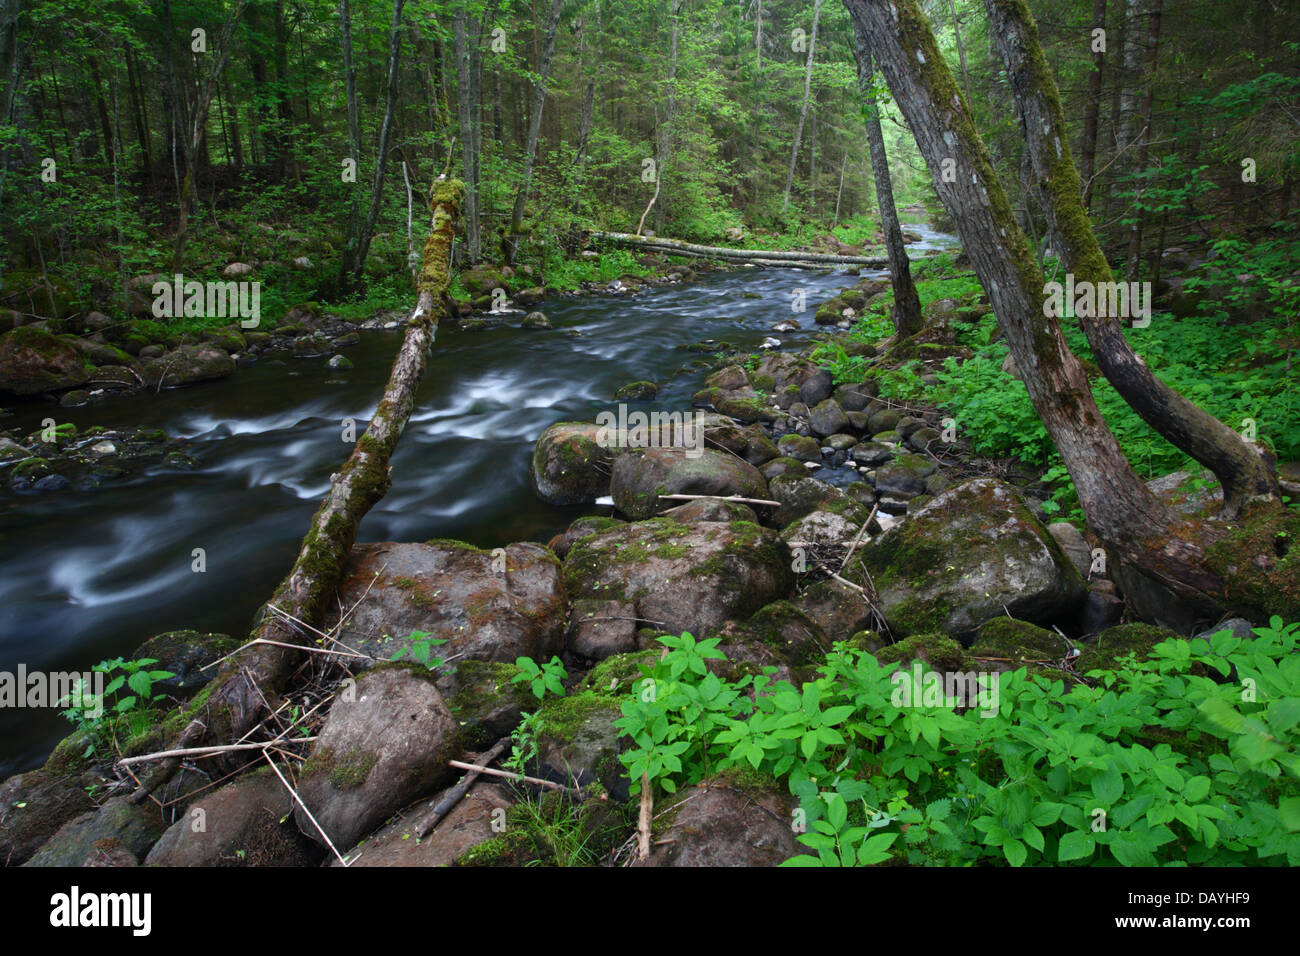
[
  {"xmin": 134, "ymin": 179, "xmax": 465, "ymax": 799},
  {"xmin": 841, "ymin": 0, "xmax": 1226, "ymax": 617},
  {"xmin": 507, "ymin": 0, "xmax": 562, "ymax": 263},
  {"xmin": 454, "ymin": 6, "xmax": 481, "ymax": 262},
  {"xmin": 982, "ymin": 0, "xmax": 1279, "ymax": 520},
  {"xmin": 782, "ymin": 0, "xmax": 821, "ymax": 215},
  {"xmin": 654, "ymin": 0, "xmax": 682, "ymax": 233},
  {"xmin": 1079, "ymin": 0, "xmax": 1106, "ymax": 209},
  {"xmin": 850, "ymin": 19, "xmax": 922, "ymax": 336},
  {"xmin": 338, "ymin": 0, "xmax": 363, "ymax": 286},
  {"xmin": 1124, "ymin": 0, "xmax": 1162, "ymax": 280}
]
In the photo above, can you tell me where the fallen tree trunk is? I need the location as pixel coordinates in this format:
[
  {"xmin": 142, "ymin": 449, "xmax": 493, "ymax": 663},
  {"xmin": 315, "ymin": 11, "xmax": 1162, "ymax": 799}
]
[
  {"xmin": 589, "ymin": 230, "xmax": 889, "ymax": 268},
  {"xmin": 132, "ymin": 178, "xmax": 465, "ymax": 801}
]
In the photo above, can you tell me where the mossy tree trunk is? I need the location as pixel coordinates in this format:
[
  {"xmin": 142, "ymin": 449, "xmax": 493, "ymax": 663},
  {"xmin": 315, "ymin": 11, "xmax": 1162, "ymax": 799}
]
[
  {"xmin": 983, "ymin": 0, "xmax": 1280, "ymax": 520},
  {"xmin": 849, "ymin": 19, "xmax": 923, "ymax": 337},
  {"xmin": 840, "ymin": 0, "xmax": 1228, "ymax": 617},
  {"xmin": 136, "ymin": 179, "xmax": 465, "ymax": 798}
]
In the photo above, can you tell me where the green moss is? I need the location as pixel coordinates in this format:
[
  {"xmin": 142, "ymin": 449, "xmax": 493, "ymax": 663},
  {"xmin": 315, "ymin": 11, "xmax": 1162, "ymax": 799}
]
[
  {"xmin": 1081, "ymin": 623, "xmax": 1183, "ymax": 672},
  {"xmin": 874, "ymin": 632, "xmax": 968, "ymax": 672},
  {"xmin": 537, "ymin": 692, "xmax": 619, "ymax": 745},
  {"xmin": 1204, "ymin": 502, "xmax": 1300, "ymax": 622}
]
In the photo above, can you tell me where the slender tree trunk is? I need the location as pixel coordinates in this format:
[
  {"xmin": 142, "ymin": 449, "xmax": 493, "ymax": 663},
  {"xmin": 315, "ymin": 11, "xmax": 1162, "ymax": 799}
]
[
  {"xmin": 339, "ymin": 0, "xmax": 363, "ymax": 284},
  {"xmin": 850, "ymin": 18, "xmax": 922, "ymax": 336},
  {"xmin": 654, "ymin": 0, "xmax": 682, "ymax": 234},
  {"xmin": 507, "ymin": 0, "xmax": 562, "ymax": 261},
  {"xmin": 126, "ymin": 46, "xmax": 153, "ymax": 179},
  {"xmin": 782, "ymin": 0, "xmax": 821, "ymax": 215},
  {"xmin": 1079, "ymin": 0, "xmax": 1106, "ymax": 208},
  {"xmin": 947, "ymin": 0, "xmax": 972, "ymax": 107},
  {"xmin": 453, "ymin": 7, "xmax": 481, "ymax": 262},
  {"xmin": 134, "ymin": 180, "xmax": 465, "ymax": 798},
  {"xmin": 1124, "ymin": 0, "xmax": 1162, "ymax": 280},
  {"xmin": 841, "ymin": 0, "xmax": 1228, "ymax": 619},
  {"xmin": 351, "ymin": 0, "xmax": 405, "ymax": 283},
  {"xmin": 983, "ymin": 0, "xmax": 1278, "ymax": 520}
]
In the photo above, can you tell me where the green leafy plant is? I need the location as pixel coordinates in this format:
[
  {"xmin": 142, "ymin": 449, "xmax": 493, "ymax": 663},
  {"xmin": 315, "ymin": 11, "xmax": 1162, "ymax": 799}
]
[
  {"xmin": 59, "ymin": 657, "xmax": 176, "ymax": 757},
  {"xmin": 511, "ymin": 655, "xmax": 569, "ymax": 701},
  {"xmin": 389, "ymin": 630, "xmax": 450, "ymax": 671}
]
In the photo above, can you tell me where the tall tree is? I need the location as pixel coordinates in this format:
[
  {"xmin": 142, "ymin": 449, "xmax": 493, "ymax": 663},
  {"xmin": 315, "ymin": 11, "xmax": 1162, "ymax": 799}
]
[
  {"xmin": 506, "ymin": 0, "xmax": 562, "ymax": 264},
  {"xmin": 1123, "ymin": 0, "xmax": 1163, "ymax": 279},
  {"xmin": 841, "ymin": 0, "xmax": 1238, "ymax": 623},
  {"xmin": 338, "ymin": 0, "xmax": 363, "ymax": 285},
  {"xmin": 849, "ymin": 17, "xmax": 922, "ymax": 336},
  {"xmin": 982, "ymin": 0, "xmax": 1278, "ymax": 519},
  {"xmin": 1078, "ymin": 0, "xmax": 1107, "ymax": 208},
  {"xmin": 782, "ymin": 0, "xmax": 821, "ymax": 215}
]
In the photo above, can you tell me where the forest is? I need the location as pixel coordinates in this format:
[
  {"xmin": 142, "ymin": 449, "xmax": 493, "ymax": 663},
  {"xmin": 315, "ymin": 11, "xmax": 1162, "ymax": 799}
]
[{"xmin": 0, "ymin": 0, "xmax": 1297, "ymax": 882}]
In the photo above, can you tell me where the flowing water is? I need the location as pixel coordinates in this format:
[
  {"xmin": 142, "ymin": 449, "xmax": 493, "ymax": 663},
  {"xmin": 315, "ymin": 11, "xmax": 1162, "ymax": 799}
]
[{"xmin": 0, "ymin": 228, "xmax": 957, "ymax": 777}]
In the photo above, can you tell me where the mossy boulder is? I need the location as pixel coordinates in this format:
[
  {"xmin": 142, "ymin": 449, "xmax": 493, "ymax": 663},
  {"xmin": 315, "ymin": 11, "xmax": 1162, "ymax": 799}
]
[
  {"xmin": 23, "ymin": 796, "xmax": 166, "ymax": 867},
  {"xmin": 141, "ymin": 345, "xmax": 236, "ymax": 388},
  {"xmin": 325, "ymin": 540, "xmax": 567, "ymax": 666},
  {"xmin": 1079, "ymin": 623, "xmax": 1183, "ymax": 672},
  {"xmin": 0, "ymin": 327, "xmax": 91, "ymax": 395},
  {"xmin": 739, "ymin": 600, "xmax": 829, "ymax": 666},
  {"xmin": 768, "ymin": 474, "xmax": 866, "ymax": 527},
  {"xmin": 530, "ymin": 421, "xmax": 618, "ymax": 505},
  {"xmin": 792, "ymin": 579, "xmax": 877, "ymax": 644},
  {"xmin": 563, "ymin": 517, "xmax": 794, "ymax": 637},
  {"xmin": 131, "ymin": 630, "xmax": 240, "ymax": 699},
  {"xmin": 547, "ymin": 515, "xmax": 625, "ymax": 559},
  {"xmin": 967, "ymin": 618, "xmax": 1070, "ymax": 677},
  {"xmin": 460, "ymin": 264, "xmax": 511, "ymax": 297},
  {"xmin": 295, "ymin": 665, "xmax": 463, "ymax": 851},
  {"xmin": 777, "ymin": 433, "xmax": 822, "ymax": 462},
  {"xmin": 533, "ymin": 692, "xmax": 627, "ymax": 798},
  {"xmin": 0, "ymin": 768, "xmax": 98, "ymax": 866},
  {"xmin": 854, "ymin": 478, "xmax": 1086, "ymax": 642},
  {"xmin": 614, "ymin": 380, "xmax": 658, "ymax": 400},
  {"xmin": 874, "ymin": 632, "xmax": 969, "ymax": 672},
  {"xmin": 437, "ymin": 659, "xmax": 532, "ymax": 750},
  {"xmin": 610, "ymin": 447, "xmax": 769, "ymax": 520}
]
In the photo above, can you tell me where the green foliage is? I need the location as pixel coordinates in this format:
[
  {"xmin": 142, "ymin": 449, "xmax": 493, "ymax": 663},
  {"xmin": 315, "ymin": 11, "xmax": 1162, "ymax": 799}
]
[
  {"xmin": 389, "ymin": 630, "xmax": 450, "ymax": 671},
  {"xmin": 511, "ymin": 655, "xmax": 568, "ymax": 701},
  {"xmin": 59, "ymin": 657, "xmax": 175, "ymax": 757},
  {"xmin": 613, "ymin": 622, "xmax": 1300, "ymax": 866}
]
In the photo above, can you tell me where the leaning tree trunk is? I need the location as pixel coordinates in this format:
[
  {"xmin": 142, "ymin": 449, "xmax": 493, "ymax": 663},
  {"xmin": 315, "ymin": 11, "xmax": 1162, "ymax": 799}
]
[
  {"xmin": 133, "ymin": 179, "xmax": 465, "ymax": 800},
  {"xmin": 850, "ymin": 20, "xmax": 922, "ymax": 336},
  {"xmin": 983, "ymin": 0, "xmax": 1279, "ymax": 520},
  {"xmin": 840, "ymin": 0, "xmax": 1226, "ymax": 616}
]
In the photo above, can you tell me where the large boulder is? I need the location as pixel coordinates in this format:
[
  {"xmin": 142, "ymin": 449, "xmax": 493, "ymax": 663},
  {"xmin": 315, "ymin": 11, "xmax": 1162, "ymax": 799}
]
[
  {"xmin": 530, "ymin": 421, "xmax": 617, "ymax": 505},
  {"xmin": 610, "ymin": 447, "xmax": 769, "ymax": 519},
  {"xmin": 141, "ymin": 345, "xmax": 236, "ymax": 388},
  {"xmin": 853, "ymin": 478, "xmax": 1086, "ymax": 641},
  {"xmin": 145, "ymin": 768, "xmax": 321, "ymax": 866},
  {"xmin": 564, "ymin": 518, "xmax": 794, "ymax": 637},
  {"xmin": 130, "ymin": 630, "xmax": 239, "ymax": 699},
  {"xmin": 0, "ymin": 328, "xmax": 91, "ymax": 395},
  {"xmin": 324, "ymin": 540, "xmax": 567, "ymax": 666},
  {"xmin": 295, "ymin": 666, "xmax": 463, "ymax": 851}
]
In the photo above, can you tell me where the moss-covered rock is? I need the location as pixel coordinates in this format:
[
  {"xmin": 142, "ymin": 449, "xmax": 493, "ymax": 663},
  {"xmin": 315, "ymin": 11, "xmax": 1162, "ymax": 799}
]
[
  {"xmin": 530, "ymin": 421, "xmax": 618, "ymax": 505},
  {"xmin": 1079, "ymin": 623, "xmax": 1183, "ymax": 672},
  {"xmin": 874, "ymin": 632, "xmax": 969, "ymax": 672},
  {"xmin": 437, "ymin": 659, "xmax": 531, "ymax": 750},
  {"xmin": 0, "ymin": 327, "xmax": 92, "ymax": 395},
  {"xmin": 610, "ymin": 447, "xmax": 769, "ymax": 520},
  {"xmin": 854, "ymin": 478, "xmax": 1086, "ymax": 642}
]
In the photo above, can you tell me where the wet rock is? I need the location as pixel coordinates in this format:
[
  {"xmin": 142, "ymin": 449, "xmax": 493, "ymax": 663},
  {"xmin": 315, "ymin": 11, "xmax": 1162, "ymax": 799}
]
[
  {"xmin": 610, "ymin": 446, "xmax": 768, "ymax": 520},
  {"xmin": 1047, "ymin": 522, "xmax": 1092, "ymax": 578},
  {"xmin": 327, "ymin": 354, "xmax": 353, "ymax": 369},
  {"xmin": 850, "ymin": 441, "xmax": 893, "ymax": 467},
  {"xmin": 658, "ymin": 497, "xmax": 757, "ymax": 523},
  {"xmin": 777, "ymin": 433, "xmax": 821, "ymax": 463},
  {"xmin": 59, "ymin": 389, "xmax": 90, "ymax": 407},
  {"xmin": 145, "ymin": 768, "xmax": 320, "ymax": 866},
  {"xmin": 564, "ymin": 518, "xmax": 793, "ymax": 637},
  {"xmin": 0, "ymin": 328, "xmax": 92, "ymax": 395},
  {"xmin": 760, "ymin": 456, "xmax": 809, "ymax": 481},
  {"xmin": 547, "ymin": 515, "xmax": 625, "ymax": 560},
  {"xmin": 700, "ymin": 418, "xmax": 778, "ymax": 465},
  {"xmin": 295, "ymin": 666, "xmax": 462, "ymax": 851},
  {"xmin": 326, "ymin": 540, "xmax": 567, "ymax": 666},
  {"xmin": 854, "ymin": 478, "xmax": 1086, "ymax": 641},
  {"xmin": 613, "ymin": 380, "xmax": 657, "ymax": 400},
  {"xmin": 873, "ymin": 453, "xmax": 936, "ymax": 497},
  {"xmin": 768, "ymin": 474, "xmax": 864, "ymax": 527},
  {"xmin": 141, "ymin": 345, "xmax": 236, "ymax": 388},
  {"xmin": 522, "ymin": 311, "xmax": 551, "ymax": 330}
]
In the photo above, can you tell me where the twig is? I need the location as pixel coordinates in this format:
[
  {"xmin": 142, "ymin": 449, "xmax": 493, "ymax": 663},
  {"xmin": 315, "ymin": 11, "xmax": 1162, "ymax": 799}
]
[
  {"xmin": 117, "ymin": 736, "xmax": 316, "ymax": 767},
  {"xmin": 262, "ymin": 751, "xmax": 348, "ymax": 866},
  {"xmin": 446, "ymin": 760, "xmax": 585, "ymax": 795},
  {"xmin": 415, "ymin": 737, "xmax": 511, "ymax": 839},
  {"xmin": 658, "ymin": 493, "xmax": 781, "ymax": 506}
]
